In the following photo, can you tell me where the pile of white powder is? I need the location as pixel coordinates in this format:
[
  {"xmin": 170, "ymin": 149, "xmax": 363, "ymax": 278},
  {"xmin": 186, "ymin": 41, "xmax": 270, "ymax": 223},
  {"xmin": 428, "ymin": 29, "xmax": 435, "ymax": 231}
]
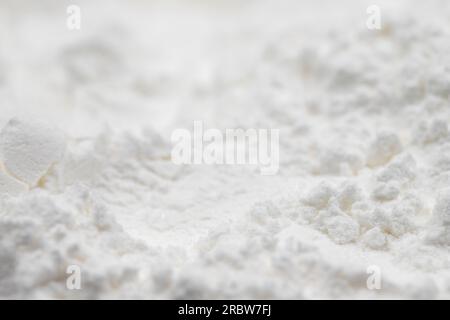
[{"xmin": 1, "ymin": 0, "xmax": 450, "ymax": 299}]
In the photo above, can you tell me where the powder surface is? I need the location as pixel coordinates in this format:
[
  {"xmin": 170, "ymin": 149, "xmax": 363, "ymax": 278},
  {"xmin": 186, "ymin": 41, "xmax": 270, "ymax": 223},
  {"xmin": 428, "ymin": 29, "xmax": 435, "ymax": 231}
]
[{"xmin": 1, "ymin": 0, "xmax": 450, "ymax": 299}]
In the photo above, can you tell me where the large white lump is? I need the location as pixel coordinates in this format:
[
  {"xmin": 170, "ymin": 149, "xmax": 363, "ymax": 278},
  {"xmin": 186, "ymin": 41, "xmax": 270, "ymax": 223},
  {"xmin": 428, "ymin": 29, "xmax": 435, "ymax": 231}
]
[{"xmin": 0, "ymin": 118, "xmax": 66, "ymax": 187}]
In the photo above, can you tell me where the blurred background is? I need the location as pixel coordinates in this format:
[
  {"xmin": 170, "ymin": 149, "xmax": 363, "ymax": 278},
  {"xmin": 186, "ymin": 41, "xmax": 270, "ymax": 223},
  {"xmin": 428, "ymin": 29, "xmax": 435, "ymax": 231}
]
[{"xmin": 0, "ymin": 0, "xmax": 422, "ymax": 137}]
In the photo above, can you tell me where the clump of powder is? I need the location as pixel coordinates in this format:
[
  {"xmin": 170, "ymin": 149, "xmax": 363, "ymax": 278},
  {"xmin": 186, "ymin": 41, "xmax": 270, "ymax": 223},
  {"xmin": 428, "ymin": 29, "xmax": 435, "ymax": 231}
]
[{"xmin": 0, "ymin": 117, "xmax": 66, "ymax": 188}]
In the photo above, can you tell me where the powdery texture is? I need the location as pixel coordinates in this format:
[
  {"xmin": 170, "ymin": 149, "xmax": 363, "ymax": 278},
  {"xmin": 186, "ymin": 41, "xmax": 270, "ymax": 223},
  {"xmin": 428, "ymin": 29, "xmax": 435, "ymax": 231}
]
[{"xmin": 0, "ymin": 0, "xmax": 450, "ymax": 300}]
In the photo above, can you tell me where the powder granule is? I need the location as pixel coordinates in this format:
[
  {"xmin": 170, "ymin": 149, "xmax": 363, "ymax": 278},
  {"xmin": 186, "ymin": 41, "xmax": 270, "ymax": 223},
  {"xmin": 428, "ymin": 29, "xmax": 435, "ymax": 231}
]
[
  {"xmin": 367, "ymin": 132, "xmax": 402, "ymax": 168},
  {"xmin": 362, "ymin": 227, "xmax": 387, "ymax": 250}
]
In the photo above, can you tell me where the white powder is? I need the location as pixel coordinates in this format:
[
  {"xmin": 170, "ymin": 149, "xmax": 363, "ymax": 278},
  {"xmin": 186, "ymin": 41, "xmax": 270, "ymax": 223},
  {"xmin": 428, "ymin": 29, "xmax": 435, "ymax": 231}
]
[
  {"xmin": 1, "ymin": 0, "xmax": 450, "ymax": 299},
  {"xmin": 0, "ymin": 117, "xmax": 65, "ymax": 187}
]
